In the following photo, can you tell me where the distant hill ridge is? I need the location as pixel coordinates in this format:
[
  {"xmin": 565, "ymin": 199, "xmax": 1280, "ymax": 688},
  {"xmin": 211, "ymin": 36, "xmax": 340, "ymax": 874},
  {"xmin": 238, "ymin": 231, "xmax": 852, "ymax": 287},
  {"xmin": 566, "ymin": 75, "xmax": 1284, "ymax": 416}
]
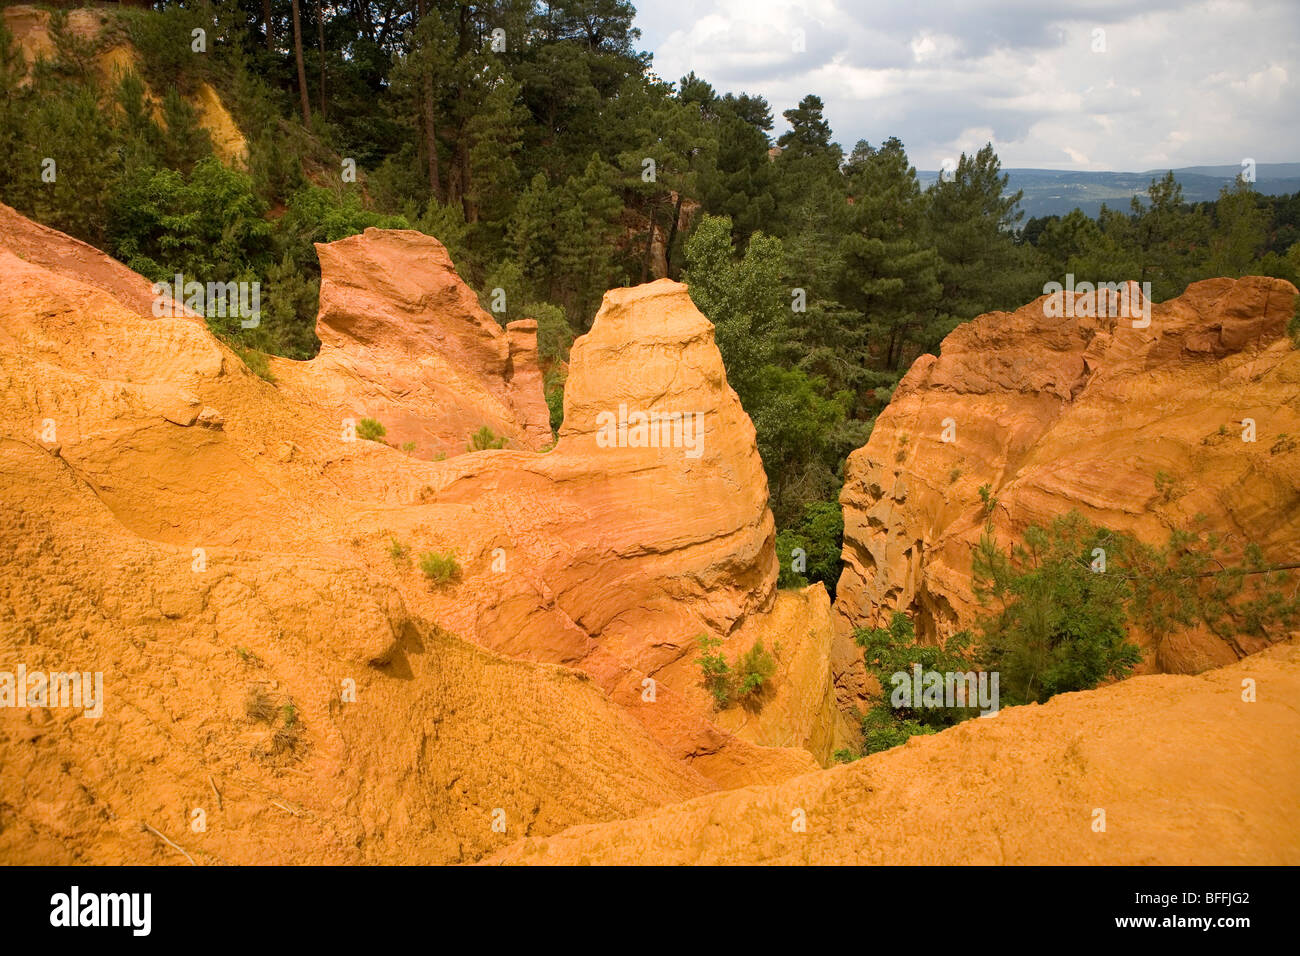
[{"xmin": 916, "ymin": 162, "xmax": 1300, "ymax": 219}]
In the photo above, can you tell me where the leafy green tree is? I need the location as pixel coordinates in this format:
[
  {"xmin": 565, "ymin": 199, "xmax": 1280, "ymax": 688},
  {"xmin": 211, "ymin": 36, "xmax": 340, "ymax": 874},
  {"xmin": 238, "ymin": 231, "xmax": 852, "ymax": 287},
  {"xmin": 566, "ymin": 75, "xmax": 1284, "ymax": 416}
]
[
  {"xmin": 685, "ymin": 214, "xmax": 849, "ymax": 522},
  {"xmin": 972, "ymin": 513, "xmax": 1140, "ymax": 705},
  {"xmin": 853, "ymin": 612, "xmax": 983, "ymax": 754},
  {"xmin": 775, "ymin": 500, "xmax": 843, "ymax": 593},
  {"xmin": 109, "ymin": 157, "xmax": 272, "ymax": 284},
  {"xmin": 683, "ymin": 214, "xmax": 787, "ymax": 396}
]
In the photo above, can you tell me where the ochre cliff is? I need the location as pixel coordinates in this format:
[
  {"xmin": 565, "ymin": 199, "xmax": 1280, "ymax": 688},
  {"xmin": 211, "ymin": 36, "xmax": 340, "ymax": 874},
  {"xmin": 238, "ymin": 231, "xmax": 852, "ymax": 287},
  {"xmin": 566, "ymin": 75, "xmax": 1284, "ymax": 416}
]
[
  {"xmin": 270, "ymin": 228, "xmax": 553, "ymax": 456},
  {"xmin": 832, "ymin": 278, "xmax": 1300, "ymax": 704},
  {"xmin": 488, "ymin": 642, "xmax": 1300, "ymax": 865},
  {"xmin": 3, "ymin": 199, "xmax": 1297, "ymax": 866},
  {"xmin": 0, "ymin": 204, "xmax": 841, "ymax": 864}
]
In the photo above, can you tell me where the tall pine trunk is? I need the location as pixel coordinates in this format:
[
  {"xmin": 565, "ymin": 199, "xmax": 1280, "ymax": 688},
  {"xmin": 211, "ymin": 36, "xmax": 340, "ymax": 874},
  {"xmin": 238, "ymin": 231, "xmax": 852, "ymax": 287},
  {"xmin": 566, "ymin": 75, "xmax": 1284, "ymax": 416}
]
[
  {"xmin": 664, "ymin": 191, "xmax": 685, "ymax": 278},
  {"xmin": 422, "ymin": 75, "xmax": 441, "ymax": 202},
  {"xmin": 458, "ymin": 138, "xmax": 472, "ymax": 222},
  {"xmin": 290, "ymin": 0, "xmax": 311, "ymax": 125},
  {"xmin": 640, "ymin": 198, "xmax": 660, "ymax": 284},
  {"xmin": 417, "ymin": 0, "xmax": 441, "ymax": 202},
  {"xmin": 263, "ymin": 0, "xmax": 273, "ymax": 52},
  {"xmin": 315, "ymin": 0, "xmax": 326, "ymax": 118}
]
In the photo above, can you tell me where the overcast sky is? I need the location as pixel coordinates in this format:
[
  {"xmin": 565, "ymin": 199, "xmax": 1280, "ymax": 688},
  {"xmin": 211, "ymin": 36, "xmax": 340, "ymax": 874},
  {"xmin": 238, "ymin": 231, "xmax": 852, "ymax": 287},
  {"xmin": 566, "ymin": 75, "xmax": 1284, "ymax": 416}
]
[{"xmin": 633, "ymin": 0, "xmax": 1299, "ymax": 171}]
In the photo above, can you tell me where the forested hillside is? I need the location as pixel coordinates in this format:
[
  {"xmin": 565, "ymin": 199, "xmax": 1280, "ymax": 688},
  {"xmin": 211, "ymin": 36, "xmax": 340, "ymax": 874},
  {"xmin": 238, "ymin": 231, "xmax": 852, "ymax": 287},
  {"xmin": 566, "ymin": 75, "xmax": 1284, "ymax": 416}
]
[{"xmin": 2, "ymin": 0, "xmax": 1298, "ymax": 592}]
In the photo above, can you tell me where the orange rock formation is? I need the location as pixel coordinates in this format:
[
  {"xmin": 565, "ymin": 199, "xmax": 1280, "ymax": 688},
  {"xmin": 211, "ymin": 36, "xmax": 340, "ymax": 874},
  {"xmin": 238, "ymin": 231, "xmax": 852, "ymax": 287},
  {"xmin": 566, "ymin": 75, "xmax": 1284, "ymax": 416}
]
[
  {"xmin": 488, "ymin": 643, "xmax": 1300, "ymax": 865},
  {"xmin": 1, "ymin": 200, "xmax": 1296, "ymax": 866},
  {"xmin": 832, "ymin": 278, "xmax": 1300, "ymax": 704},
  {"xmin": 0, "ymin": 204, "xmax": 838, "ymax": 864},
  {"xmin": 270, "ymin": 228, "xmax": 553, "ymax": 456}
]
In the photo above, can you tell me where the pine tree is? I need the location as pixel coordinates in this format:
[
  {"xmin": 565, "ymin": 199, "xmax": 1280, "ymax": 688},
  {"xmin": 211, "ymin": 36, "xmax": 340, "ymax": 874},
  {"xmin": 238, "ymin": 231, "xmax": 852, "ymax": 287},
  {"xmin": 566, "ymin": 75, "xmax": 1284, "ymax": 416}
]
[
  {"xmin": 161, "ymin": 86, "xmax": 214, "ymax": 174},
  {"xmin": 1206, "ymin": 175, "xmax": 1267, "ymax": 277},
  {"xmin": 837, "ymin": 137, "xmax": 942, "ymax": 372},
  {"xmin": 1122, "ymin": 171, "xmax": 1208, "ymax": 299},
  {"xmin": 465, "ymin": 65, "xmax": 527, "ymax": 243},
  {"xmin": 700, "ymin": 92, "xmax": 777, "ymax": 241},
  {"xmin": 926, "ymin": 143, "xmax": 1034, "ymax": 323},
  {"xmin": 555, "ymin": 154, "xmax": 622, "ymax": 324},
  {"xmin": 508, "ymin": 172, "xmax": 560, "ymax": 290}
]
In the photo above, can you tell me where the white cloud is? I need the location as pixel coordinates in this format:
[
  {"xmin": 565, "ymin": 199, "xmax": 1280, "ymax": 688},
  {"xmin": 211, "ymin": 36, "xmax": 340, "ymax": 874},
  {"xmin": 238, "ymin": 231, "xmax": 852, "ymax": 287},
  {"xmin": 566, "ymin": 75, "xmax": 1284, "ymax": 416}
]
[{"xmin": 634, "ymin": 0, "xmax": 1300, "ymax": 169}]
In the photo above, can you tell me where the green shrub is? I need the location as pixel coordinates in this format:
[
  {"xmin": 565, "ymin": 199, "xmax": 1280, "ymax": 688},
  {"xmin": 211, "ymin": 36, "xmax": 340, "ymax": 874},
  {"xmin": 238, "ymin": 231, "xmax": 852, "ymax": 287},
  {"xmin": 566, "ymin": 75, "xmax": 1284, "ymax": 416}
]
[
  {"xmin": 418, "ymin": 550, "xmax": 461, "ymax": 584},
  {"xmin": 543, "ymin": 367, "xmax": 566, "ymax": 434},
  {"xmin": 109, "ymin": 156, "xmax": 271, "ymax": 287},
  {"xmin": 972, "ymin": 514, "xmax": 1143, "ymax": 705},
  {"xmin": 860, "ymin": 705, "xmax": 933, "ymax": 755},
  {"xmin": 235, "ymin": 345, "xmax": 276, "ymax": 383},
  {"xmin": 734, "ymin": 640, "xmax": 777, "ymax": 700},
  {"xmin": 696, "ymin": 635, "xmax": 777, "ymax": 709},
  {"xmin": 775, "ymin": 500, "xmax": 843, "ymax": 592},
  {"xmin": 1154, "ymin": 469, "xmax": 1178, "ymax": 501},
  {"xmin": 972, "ymin": 514, "xmax": 1300, "ymax": 710},
  {"xmin": 356, "ymin": 418, "xmax": 386, "ymax": 442},
  {"xmin": 528, "ymin": 301, "xmax": 574, "ymax": 366},
  {"xmin": 467, "ymin": 425, "xmax": 508, "ymax": 451},
  {"xmin": 388, "ymin": 538, "xmax": 409, "ymax": 564},
  {"xmin": 696, "ymin": 635, "xmax": 732, "ymax": 709}
]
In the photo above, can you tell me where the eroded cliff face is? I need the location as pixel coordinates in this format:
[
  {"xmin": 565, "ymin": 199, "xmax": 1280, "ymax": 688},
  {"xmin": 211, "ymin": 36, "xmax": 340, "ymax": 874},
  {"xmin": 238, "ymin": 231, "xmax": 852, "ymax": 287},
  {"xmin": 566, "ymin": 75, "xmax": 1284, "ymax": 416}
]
[
  {"xmin": 832, "ymin": 277, "xmax": 1300, "ymax": 705},
  {"xmin": 270, "ymin": 228, "xmax": 553, "ymax": 456},
  {"xmin": 4, "ymin": 199, "xmax": 1297, "ymax": 867},
  {"xmin": 0, "ymin": 205, "xmax": 843, "ymax": 864}
]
